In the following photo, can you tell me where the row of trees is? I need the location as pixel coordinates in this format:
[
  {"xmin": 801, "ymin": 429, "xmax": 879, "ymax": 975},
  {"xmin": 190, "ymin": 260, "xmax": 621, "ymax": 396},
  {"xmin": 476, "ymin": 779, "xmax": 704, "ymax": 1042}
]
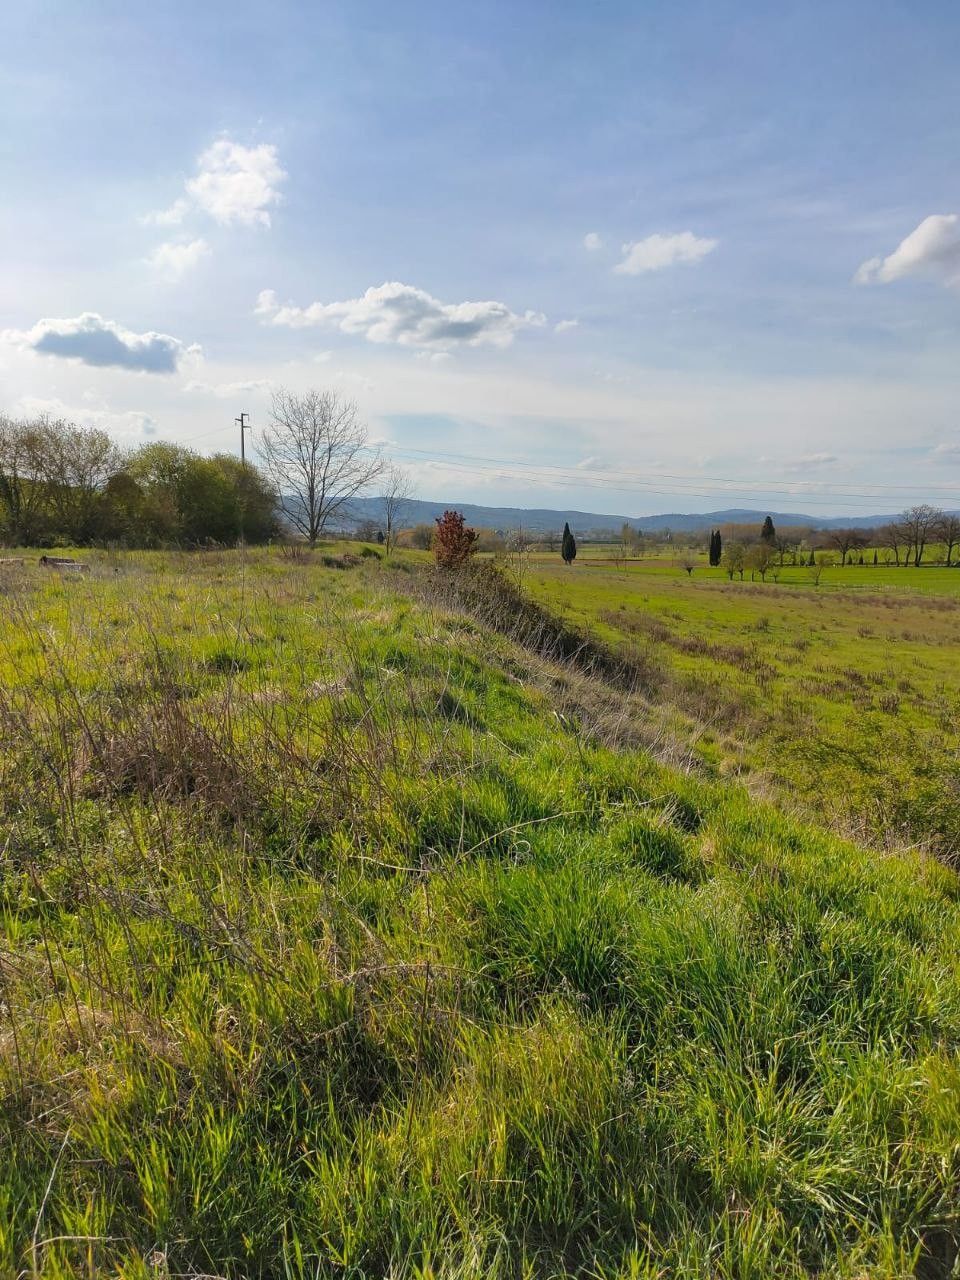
[
  {"xmin": 0, "ymin": 415, "xmax": 278, "ymax": 545},
  {"xmin": 0, "ymin": 390, "xmax": 417, "ymax": 549},
  {"xmin": 704, "ymin": 509, "xmax": 960, "ymax": 569}
]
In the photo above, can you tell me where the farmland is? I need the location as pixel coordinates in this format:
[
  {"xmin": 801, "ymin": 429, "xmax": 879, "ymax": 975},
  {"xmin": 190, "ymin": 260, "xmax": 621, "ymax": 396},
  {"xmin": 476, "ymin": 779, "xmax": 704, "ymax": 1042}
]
[
  {"xmin": 527, "ymin": 553, "xmax": 960, "ymax": 858},
  {"xmin": 1, "ymin": 546, "xmax": 959, "ymax": 1277}
]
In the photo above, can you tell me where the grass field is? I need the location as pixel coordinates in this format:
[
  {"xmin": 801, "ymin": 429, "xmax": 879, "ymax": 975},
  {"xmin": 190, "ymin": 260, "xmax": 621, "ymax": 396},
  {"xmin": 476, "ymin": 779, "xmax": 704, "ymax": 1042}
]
[
  {"xmin": 526, "ymin": 553, "xmax": 960, "ymax": 859},
  {"xmin": 2, "ymin": 547, "xmax": 960, "ymax": 1277}
]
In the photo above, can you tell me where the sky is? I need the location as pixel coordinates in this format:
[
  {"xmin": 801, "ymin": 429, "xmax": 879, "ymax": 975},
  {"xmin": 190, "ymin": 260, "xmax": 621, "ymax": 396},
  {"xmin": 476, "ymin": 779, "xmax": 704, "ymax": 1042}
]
[{"xmin": 1, "ymin": 0, "xmax": 959, "ymax": 518}]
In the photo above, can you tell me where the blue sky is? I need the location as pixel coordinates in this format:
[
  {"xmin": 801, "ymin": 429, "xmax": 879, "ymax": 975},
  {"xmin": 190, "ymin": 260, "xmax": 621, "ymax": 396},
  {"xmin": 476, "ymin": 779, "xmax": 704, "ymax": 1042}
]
[{"xmin": 2, "ymin": 0, "xmax": 959, "ymax": 516}]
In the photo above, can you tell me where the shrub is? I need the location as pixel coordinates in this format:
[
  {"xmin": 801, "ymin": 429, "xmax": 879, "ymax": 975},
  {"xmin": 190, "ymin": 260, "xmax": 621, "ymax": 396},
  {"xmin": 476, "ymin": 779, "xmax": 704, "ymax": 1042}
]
[{"xmin": 433, "ymin": 510, "xmax": 478, "ymax": 568}]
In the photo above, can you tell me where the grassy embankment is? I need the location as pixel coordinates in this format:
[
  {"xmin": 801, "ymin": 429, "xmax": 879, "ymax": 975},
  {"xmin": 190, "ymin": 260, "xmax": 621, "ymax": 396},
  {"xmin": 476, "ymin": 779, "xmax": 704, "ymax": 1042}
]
[
  {"xmin": 526, "ymin": 553, "xmax": 960, "ymax": 858},
  {"xmin": 1, "ymin": 547, "xmax": 959, "ymax": 1278}
]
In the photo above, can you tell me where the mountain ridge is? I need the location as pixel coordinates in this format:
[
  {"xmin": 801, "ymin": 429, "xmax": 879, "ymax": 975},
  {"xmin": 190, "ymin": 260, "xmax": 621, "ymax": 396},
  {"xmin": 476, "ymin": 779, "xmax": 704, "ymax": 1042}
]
[{"xmin": 344, "ymin": 496, "xmax": 913, "ymax": 534}]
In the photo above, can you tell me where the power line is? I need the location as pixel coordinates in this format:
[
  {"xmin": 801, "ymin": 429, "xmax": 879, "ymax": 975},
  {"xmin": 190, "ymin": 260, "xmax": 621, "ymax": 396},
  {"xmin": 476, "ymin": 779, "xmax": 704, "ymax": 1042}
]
[
  {"xmin": 379, "ymin": 445, "xmax": 960, "ymax": 512},
  {"xmin": 384, "ymin": 444, "xmax": 960, "ymax": 501}
]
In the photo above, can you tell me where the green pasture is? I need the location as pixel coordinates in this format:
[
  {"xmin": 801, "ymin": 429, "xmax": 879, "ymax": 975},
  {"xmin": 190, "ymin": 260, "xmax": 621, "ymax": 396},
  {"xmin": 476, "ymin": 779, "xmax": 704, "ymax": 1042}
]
[{"xmin": 526, "ymin": 555, "xmax": 960, "ymax": 855}]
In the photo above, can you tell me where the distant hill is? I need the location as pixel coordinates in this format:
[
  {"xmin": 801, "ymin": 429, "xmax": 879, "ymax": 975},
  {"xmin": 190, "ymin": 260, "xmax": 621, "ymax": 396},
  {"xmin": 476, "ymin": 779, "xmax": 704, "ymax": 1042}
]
[{"xmin": 343, "ymin": 496, "xmax": 905, "ymax": 535}]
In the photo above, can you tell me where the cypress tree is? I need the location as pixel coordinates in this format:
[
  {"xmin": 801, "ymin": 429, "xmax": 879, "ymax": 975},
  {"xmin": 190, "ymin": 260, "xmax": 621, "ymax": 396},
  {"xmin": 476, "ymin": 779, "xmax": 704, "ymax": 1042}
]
[
  {"xmin": 761, "ymin": 515, "xmax": 776, "ymax": 542},
  {"xmin": 873, "ymin": 549, "xmax": 878, "ymax": 565},
  {"xmin": 712, "ymin": 529, "xmax": 723, "ymax": 566},
  {"xmin": 561, "ymin": 522, "xmax": 577, "ymax": 565}
]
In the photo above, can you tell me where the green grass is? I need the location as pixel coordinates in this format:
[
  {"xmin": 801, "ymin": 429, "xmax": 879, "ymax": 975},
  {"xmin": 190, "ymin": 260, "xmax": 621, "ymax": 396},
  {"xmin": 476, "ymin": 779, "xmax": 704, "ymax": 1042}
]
[
  {"xmin": 1, "ymin": 547, "xmax": 959, "ymax": 1277},
  {"xmin": 525, "ymin": 553, "xmax": 960, "ymax": 858}
]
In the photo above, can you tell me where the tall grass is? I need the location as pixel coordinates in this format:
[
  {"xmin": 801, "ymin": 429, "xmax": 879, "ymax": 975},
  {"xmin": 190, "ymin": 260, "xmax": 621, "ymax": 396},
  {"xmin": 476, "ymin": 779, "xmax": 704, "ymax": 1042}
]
[{"xmin": 0, "ymin": 550, "xmax": 958, "ymax": 1277}]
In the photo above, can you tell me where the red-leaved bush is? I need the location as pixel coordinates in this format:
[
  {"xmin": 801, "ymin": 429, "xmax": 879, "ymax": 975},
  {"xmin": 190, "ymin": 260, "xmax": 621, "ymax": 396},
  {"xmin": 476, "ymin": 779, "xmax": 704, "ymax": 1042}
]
[{"xmin": 433, "ymin": 509, "xmax": 478, "ymax": 568}]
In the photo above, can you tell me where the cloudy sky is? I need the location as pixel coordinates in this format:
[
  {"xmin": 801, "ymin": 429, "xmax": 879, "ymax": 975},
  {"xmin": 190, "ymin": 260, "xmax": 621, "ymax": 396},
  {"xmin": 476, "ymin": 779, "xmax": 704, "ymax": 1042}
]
[{"xmin": 2, "ymin": 0, "xmax": 959, "ymax": 517}]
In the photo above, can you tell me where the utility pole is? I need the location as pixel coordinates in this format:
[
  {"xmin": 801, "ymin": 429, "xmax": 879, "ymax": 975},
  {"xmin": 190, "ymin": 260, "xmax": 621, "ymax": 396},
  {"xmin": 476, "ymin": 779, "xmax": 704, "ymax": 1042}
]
[{"xmin": 236, "ymin": 411, "xmax": 251, "ymax": 464}]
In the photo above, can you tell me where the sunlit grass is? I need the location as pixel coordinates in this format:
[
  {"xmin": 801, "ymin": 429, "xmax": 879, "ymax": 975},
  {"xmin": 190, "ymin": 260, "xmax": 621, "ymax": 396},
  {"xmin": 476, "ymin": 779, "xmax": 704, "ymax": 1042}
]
[
  {"xmin": 526, "ymin": 554, "xmax": 960, "ymax": 857},
  {"xmin": 1, "ymin": 548, "xmax": 958, "ymax": 1277}
]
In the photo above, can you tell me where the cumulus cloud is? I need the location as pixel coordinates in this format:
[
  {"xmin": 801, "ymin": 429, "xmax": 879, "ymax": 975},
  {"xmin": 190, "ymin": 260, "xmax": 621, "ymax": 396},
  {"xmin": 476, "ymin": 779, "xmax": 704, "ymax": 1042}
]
[
  {"xmin": 255, "ymin": 281, "xmax": 547, "ymax": 351},
  {"xmin": 146, "ymin": 238, "xmax": 210, "ymax": 281},
  {"xmin": 615, "ymin": 231, "xmax": 718, "ymax": 275},
  {"xmin": 186, "ymin": 139, "xmax": 286, "ymax": 227},
  {"xmin": 555, "ymin": 319, "xmax": 579, "ymax": 333},
  {"xmin": 149, "ymin": 138, "xmax": 286, "ymax": 229},
  {"xmin": 3, "ymin": 313, "xmax": 198, "ymax": 373},
  {"xmin": 584, "ymin": 232, "xmax": 602, "ymax": 251},
  {"xmin": 855, "ymin": 214, "xmax": 960, "ymax": 289}
]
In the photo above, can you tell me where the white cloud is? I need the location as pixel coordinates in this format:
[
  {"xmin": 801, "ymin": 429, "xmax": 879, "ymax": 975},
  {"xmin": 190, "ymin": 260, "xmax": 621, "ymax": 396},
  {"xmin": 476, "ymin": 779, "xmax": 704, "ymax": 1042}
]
[
  {"xmin": 584, "ymin": 232, "xmax": 602, "ymax": 251},
  {"xmin": 146, "ymin": 238, "xmax": 210, "ymax": 281},
  {"xmin": 141, "ymin": 198, "xmax": 190, "ymax": 228},
  {"xmin": 782, "ymin": 452, "xmax": 838, "ymax": 473},
  {"xmin": 414, "ymin": 350, "xmax": 453, "ymax": 363},
  {"xmin": 933, "ymin": 442, "xmax": 960, "ymax": 461},
  {"xmin": 147, "ymin": 138, "xmax": 286, "ymax": 229},
  {"xmin": 855, "ymin": 214, "xmax": 960, "ymax": 289},
  {"xmin": 614, "ymin": 231, "xmax": 718, "ymax": 275},
  {"xmin": 186, "ymin": 139, "xmax": 286, "ymax": 227},
  {"xmin": 2, "ymin": 312, "xmax": 199, "ymax": 374},
  {"xmin": 555, "ymin": 319, "xmax": 579, "ymax": 333},
  {"xmin": 13, "ymin": 395, "xmax": 159, "ymax": 440},
  {"xmin": 184, "ymin": 377, "xmax": 274, "ymax": 399},
  {"xmin": 255, "ymin": 281, "xmax": 547, "ymax": 351}
]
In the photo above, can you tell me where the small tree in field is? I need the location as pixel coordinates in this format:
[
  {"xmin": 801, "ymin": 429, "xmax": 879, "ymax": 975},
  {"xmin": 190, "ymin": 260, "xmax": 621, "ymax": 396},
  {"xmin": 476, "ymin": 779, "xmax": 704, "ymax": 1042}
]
[
  {"xmin": 561, "ymin": 522, "xmax": 577, "ymax": 565},
  {"xmin": 382, "ymin": 463, "xmax": 414, "ymax": 555},
  {"xmin": 433, "ymin": 509, "xmax": 478, "ymax": 568},
  {"xmin": 746, "ymin": 541, "xmax": 774, "ymax": 581},
  {"xmin": 826, "ymin": 527, "xmax": 867, "ymax": 566},
  {"xmin": 680, "ymin": 554, "xmax": 696, "ymax": 576},
  {"xmin": 721, "ymin": 541, "xmax": 745, "ymax": 580},
  {"xmin": 507, "ymin": 523, "xmax": 532, "ymax": 589}
]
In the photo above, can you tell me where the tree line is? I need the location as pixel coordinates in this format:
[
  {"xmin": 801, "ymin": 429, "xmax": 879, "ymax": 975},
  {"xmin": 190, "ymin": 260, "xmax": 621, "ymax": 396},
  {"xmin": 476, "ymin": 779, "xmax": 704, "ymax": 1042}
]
[
  {"xmin": 711, "ymin": 507, "xmax": 960, "ymax": 576},
  {"xmin": 0, "ymin": 390, "xmax": 410, "ymax": 549},
  {"xmin": 0, "ymin": 414, "xmax": 278, "ymax": 546}
]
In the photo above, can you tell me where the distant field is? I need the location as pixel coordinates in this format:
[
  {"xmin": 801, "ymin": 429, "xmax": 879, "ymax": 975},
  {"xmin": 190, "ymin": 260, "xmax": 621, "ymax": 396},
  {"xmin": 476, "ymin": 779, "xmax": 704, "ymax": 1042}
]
[{"xmin": 527, "ymin": 554, "xmax": 960, "ymax": 855}]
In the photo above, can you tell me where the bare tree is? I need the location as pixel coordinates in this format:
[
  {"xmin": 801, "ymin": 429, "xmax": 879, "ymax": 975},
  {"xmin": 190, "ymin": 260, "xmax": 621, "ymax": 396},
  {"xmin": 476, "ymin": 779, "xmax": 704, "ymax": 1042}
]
[
  {"xmin": 382, "ymin": 463, "xmax": 415, "ymax": 555},
  {"xmin": 936, "ymin": 512, "xmax": 960, "ymax": 567},
  {"xmin": 771, "ymin": 532, "xmax": 797, "ymax": 566},
  {"xmin": 506, "ymin": 523, "xmax": 533, "ymax": 591},
  {"xmin": 825, "ymin": 528, "xmax": 867, "ymax": 566},
  {"xmin": 898, "ymin": 504, "xmax": 941, "ymax": 567},
  {"xmin": 257, "ymin": 389, "xmax": 382, "ymax": 546},
  {"xmin": 878, "ymin": 523, "xmax": 905, "ymax": 566}
]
